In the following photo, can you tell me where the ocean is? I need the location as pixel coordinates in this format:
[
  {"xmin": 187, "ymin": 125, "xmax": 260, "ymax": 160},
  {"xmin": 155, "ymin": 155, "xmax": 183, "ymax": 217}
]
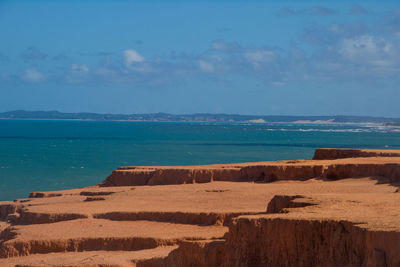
[{"xmin": 1, "ymin": 119, "xmax": 399, "ymax": 201}]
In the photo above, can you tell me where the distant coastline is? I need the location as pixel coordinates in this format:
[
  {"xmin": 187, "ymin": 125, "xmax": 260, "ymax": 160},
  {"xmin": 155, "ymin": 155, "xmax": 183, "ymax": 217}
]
[{"xmin": 1, "ymin": 110, "xmax": 400, "ymax": 124}]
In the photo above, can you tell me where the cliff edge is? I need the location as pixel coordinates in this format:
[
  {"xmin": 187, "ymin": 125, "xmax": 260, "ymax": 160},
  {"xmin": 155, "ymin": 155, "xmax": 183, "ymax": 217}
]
[
  {"xmin": 100, "ymin": 148, "xmax": 400, "ymax": 187},
  {"xmin": 1, "ymin": 148, "xmax": 400, "ymax": 266}
]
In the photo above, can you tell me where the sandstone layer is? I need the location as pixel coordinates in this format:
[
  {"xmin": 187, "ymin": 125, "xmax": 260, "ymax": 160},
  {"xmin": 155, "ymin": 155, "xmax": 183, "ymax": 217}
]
[
  {"xmin": 101, "ymin": 149, "xmax": 400, "ymax": 187},
  {"xmin": 0, "ymin": 148, "xmax": 400, "ymax": 266},
  {"xmin": 312, "ymin": 148, "xmax": 400, "ymax": 160}
]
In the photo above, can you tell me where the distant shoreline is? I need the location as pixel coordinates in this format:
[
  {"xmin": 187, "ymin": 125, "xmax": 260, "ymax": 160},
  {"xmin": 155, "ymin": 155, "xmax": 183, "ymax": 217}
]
[
  {"xmin": 0, "ymin": 117, "xmax": 390, "ymax": 126},
  {"xmin": 1, "ymin": 110, "xmax": 399, "ymax": 125}
]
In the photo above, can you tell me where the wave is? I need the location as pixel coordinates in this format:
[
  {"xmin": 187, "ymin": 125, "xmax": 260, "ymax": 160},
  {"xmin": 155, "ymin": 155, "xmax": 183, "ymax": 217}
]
[
  {"xmin": 260, "ymin": 128, "xmax": 392, "ymax": 133},
  {"xmin": 192, "ymin": 143, "xmax": 400, "ymax": 149}
]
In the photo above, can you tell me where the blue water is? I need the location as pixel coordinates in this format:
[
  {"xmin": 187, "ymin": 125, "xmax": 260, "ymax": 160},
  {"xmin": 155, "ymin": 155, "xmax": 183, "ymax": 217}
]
[{"xmin": 1, "ymin": 119, "xmax": 400, "ymax": 201}]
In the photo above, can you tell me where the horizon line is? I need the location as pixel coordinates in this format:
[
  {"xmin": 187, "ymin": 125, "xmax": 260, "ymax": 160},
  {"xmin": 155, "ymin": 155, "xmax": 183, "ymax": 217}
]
[{"xmin": 1, "ymin": 109, "xmax": 400, "ymax": 120}]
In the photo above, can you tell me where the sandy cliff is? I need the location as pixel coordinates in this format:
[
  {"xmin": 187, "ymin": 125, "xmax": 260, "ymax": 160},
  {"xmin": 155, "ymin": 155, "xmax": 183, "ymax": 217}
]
[
  {"xmin": 101, "ymin": 148, "xmax": 400, "ymax": 186},
  {"xmin": 1, "ymin": 148, "xmax": 400, "ymax": 266},
  {"xmin": 313, "ymin": 148, "xmax": 400, "ymax": 160}
]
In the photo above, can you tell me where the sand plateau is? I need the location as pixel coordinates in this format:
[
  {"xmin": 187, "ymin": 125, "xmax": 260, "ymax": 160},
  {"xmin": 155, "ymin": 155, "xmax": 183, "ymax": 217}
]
[{"xmin": 1, "ymin": 148, "xmax": 400, "ymax": 266}]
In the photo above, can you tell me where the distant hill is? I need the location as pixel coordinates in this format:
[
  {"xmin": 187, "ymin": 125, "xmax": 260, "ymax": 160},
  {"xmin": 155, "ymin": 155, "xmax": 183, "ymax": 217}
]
[{"xmin": 1, "ymin": 110, "xmax": 399, "ymax": 124}]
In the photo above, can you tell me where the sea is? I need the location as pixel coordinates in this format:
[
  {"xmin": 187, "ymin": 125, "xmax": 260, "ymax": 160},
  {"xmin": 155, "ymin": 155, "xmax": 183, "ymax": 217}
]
[{"xmin": 1, "ymin": 119, "xmax": 400, "ymax": 201}]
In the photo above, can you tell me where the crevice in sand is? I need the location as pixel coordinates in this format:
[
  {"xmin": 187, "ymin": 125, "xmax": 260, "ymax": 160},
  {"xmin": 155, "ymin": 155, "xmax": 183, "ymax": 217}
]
[{"xmin": 93, "ymin": 211, "xmax": 258, "ymax": 226}]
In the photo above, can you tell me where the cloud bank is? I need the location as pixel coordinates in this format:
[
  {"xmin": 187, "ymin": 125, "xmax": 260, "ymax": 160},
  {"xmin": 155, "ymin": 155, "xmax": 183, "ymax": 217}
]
[{"xmin": 2, "ymin": 7, "xmax": 400, "ymax": 90}]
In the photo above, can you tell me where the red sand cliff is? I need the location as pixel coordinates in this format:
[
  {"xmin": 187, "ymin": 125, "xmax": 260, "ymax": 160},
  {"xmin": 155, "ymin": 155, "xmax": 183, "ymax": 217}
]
[
  {"xmin": 1, "ymin": 148, "xmax": 400, "ymax": 266},
  {"xmin": 101, "ymin": 148, "xmax": 400, "ymax": 186}
]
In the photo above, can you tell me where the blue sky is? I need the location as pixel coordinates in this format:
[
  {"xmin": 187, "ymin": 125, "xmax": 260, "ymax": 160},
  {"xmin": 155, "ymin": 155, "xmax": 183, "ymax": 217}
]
[{"xmin": 0, "ymin": 0, "xmax": 399, "ymax": 116}]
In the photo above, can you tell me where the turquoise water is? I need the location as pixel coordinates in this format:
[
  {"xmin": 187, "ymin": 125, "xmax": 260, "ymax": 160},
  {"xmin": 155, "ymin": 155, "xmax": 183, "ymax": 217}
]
[{"xmin": 1, "ymin": 119, "xmax": 400, "ymax": 201}]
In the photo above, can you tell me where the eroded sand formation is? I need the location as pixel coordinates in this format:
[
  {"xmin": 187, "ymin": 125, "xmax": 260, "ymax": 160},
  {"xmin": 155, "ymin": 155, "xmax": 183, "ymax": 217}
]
[{"xmin": 1, "ymin": 148, "xmax": 400, "ymax": 266}]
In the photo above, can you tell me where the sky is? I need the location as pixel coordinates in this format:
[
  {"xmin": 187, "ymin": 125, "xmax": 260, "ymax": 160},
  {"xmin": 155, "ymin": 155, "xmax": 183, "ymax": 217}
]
[{"xmin": 0, "ymin": 0, "xmax": 399, "ymax": 117}]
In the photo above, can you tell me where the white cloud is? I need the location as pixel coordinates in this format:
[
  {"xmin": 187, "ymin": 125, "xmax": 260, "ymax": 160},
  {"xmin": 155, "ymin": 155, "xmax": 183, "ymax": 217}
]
[
  {"xmin": 340, "ymin": 35, "xmax": 395, "ymax": 67},
  {"xmin": 66, "ymin": 64, "xmax": 90, "ymax": 83},
  {"xmin": 123, "ymin": 49, "xmax": 145, "ymax": 66},
  {"xmin": 210, "ymin": 41, "xmax": 240, "ymax": 52},
  {"xmin": 22, "ymin": 68, "xmax": 44, "ymax": 82},
  {"xmin": 71, "ymin": 64, "xmax": 89, "ymax": 73},
  {"xmin": 245, "ymin": 50, "xmax": 276, "ymax": 63},
  {"xmin": 211, "ymin": 41, "xmax": 227, "ymax": 51},
  {"xmin": 198, "ymin": 60, "xmax": 214, "ymax": 72}
]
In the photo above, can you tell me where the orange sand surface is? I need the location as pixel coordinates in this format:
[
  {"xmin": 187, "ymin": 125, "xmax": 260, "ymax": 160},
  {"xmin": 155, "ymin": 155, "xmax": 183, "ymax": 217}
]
[{"xmin": 1, "ymin": 148, "xmax": 400, "ymax": 266}]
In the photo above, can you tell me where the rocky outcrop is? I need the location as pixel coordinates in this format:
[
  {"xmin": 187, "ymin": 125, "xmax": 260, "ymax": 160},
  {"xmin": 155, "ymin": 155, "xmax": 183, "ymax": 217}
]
[
  {"xmin": 100, "ymin": 157, "xmax": 400, "ymax": 187},
  {"xmin": 101, "ymin": 167, "xmax": 243, "ymax": 187},
  {"xmin": 320, "ymin": 163, "xmax": 400, "ymax": 181},
  {"xmin": 266, "ymin": 195, "xmax": 315, "ymax": 213},
  {"xmin": 29, "ymin": 192, "xmax": 62, "ymax": 198},
  {"xmin": 313, "ymin": 148, "xmax": 400, "ymax": 160},
  {"xmin": 0, "ymin": 202, "xmax": 17, "ymax": 221},
  {"xmin": 224, "ymin": 216, "xmax": 400, "ymax": 267}
]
